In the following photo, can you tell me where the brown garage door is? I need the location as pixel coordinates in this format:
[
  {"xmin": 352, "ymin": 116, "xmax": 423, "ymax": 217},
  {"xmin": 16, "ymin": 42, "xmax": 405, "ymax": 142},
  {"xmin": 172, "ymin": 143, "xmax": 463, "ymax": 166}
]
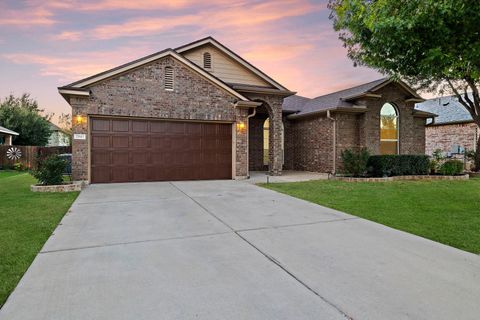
[{"xmin": 90, "ymin": 117, "xmax": 232, "ymax": 183}]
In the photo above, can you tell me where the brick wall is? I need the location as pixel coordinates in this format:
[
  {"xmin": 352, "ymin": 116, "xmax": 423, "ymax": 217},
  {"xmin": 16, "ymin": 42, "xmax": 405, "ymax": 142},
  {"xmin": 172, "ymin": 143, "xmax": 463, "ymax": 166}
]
[
  {"xmin": 284, "ymin": 83, "xmax": 427, "ymax": 173},
  {"xmin": 284, "ymin": 115, "xmax": 334, "ymax": 173},
  {"xmin": 425, "ymin": 122, "xmax": 478, "ymax": 155},
  {"xmin": 356, "ymin": 83, "xmax": 426, "ymax": 155},
  {"xmin": 69, "ymin": 56, "xmax": 240, "ymax": 181}
]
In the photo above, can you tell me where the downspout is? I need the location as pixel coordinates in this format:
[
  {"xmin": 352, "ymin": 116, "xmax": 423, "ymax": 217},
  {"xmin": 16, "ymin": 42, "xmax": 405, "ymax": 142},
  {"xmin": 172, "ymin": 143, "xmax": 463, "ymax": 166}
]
[
  {"xmin": 327, "ymin": 110, "xmax": 336, "ymax": 175},
  {"xmin": 246, "ymin": 107, "xmax": 257, "ymax": 179}
]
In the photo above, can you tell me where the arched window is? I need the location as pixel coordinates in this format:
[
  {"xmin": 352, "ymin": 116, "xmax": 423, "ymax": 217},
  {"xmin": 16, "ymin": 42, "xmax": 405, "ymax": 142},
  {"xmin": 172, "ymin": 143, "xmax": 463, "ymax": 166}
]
[
  {"xmin": 203, "ymin": 52, "xmax": 212, "ymax": 69},
  {"xmin": 380, "ymin": 103, "xmax": 399, "ymax": 154},
  {"xmin": 263, "ymin": 118, "xmax": 269, "ymax": 166}
]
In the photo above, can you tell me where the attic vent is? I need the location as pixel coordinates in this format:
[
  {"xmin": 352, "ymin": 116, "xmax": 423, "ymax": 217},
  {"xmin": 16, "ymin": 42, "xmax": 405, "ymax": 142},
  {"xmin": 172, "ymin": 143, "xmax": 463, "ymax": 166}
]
[
  {"xmin": 164, "ymin": 66, "xmax": 174, "ymax": 91},
  {"xmin": 203, "ymin": 52, "xmax": 212, "ymax": 69}
]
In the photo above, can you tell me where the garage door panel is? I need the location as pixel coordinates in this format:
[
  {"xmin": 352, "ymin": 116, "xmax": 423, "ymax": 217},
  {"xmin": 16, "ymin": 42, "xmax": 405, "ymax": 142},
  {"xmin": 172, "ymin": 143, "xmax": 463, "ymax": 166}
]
[
  {"xmin": 91, "ymin": 150, "xmax": 110, "ymax": 165},
  {"xmin": 132, "ymin": 135, "xmax": 149, "ymax": 148},
  {"xmin": 112, "ymin": 119, "xmax": 129, "ymax": 132},
  {"xmin": 112, "ymin": 151, "xmax": 129, "ymax": 165},
  {"xmin": 92, "ymin": 118, "xmax": 110, "ymax": 132},
  {"xmin": 111, "ymin": 167, "xmax": 130, "ymax": 182},
  {"xmin": 90, "ymin": 118, "xmax": 232, "ymax": 183},
  {"xmin": 132, "ymin": 120, "xmax": 148, "ymax": 133},
  {"xmin": 91, "ymin": 166, "xmax": 111, "ymax": 183},
  {"xmin": 112, "ymin": 135, "xmax": 129, "ymax": 148},
  {"xmin": 92, "ymin": 135, "xmax": 110, "ymax": 148}
]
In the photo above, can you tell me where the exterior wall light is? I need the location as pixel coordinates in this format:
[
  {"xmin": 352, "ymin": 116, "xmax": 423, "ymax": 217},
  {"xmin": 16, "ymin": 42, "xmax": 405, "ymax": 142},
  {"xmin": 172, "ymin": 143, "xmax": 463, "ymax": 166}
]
[
  {"xmin": 74, "ymin": 114, "xmax": 86, "ymax": 125},
  {"xmin": 236, "ymin": 121, "xmax": 246, "ymax": 132}
]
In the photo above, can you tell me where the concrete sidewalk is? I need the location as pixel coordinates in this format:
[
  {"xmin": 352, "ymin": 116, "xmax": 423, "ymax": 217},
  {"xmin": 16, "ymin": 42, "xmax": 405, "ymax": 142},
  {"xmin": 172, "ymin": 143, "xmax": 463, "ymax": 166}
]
[{"xmin": 1, "ymin": 180, "xmax": 479, "ymax": 319}]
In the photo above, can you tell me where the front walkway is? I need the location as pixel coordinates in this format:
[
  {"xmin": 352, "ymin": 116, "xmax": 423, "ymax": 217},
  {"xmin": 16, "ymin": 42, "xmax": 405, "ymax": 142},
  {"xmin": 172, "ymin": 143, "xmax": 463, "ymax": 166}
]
[
  {"xmin": 0, "ymin": 180, "xmax": 479, "ymax": 319},
  {"xmin": 247, "ymin": 170, "xmax": 329, "ymax": 184}
]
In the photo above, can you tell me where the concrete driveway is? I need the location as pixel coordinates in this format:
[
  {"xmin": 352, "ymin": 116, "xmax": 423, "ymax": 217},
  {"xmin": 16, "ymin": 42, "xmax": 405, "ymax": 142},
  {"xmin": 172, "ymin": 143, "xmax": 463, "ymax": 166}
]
[{"xmin": 1, "ymin": 180, "xmax": 479, "ymax": 320}]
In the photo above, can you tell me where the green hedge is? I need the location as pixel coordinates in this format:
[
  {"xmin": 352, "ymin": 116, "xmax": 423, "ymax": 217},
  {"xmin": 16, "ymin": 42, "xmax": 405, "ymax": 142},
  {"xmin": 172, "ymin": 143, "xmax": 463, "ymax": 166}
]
[
  {"xmin": 367, "ymin": 155, "xmax": 430, "ymax": 177},
  {"xmin": 439, "ymin": 160, "xmax": 464, "ymax": 176}
]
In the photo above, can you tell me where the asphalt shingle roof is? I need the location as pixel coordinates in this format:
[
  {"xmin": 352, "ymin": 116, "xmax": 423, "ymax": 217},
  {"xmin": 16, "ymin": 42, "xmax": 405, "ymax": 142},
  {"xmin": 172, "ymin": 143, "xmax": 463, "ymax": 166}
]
[
  {"xmin": 415, "ymin": 95, "xmax": 473, "ymax": 125},
  {"xmin": 283, "ymin": 78, "xmax": 389, "ymax": 115}
]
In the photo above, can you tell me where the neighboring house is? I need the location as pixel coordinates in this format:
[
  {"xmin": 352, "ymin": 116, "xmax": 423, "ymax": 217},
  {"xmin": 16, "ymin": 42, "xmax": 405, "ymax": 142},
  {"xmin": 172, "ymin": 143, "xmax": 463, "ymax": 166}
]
[
  {"xmin": 416, "ymin": 95, "xmax": 478, "ymax": 156},
  {"xmin": 58, "ymin": 37, "xmax": 432, "ymax": 183},
  {"xmin": 0, "ymin": 125, "xmax": 19, "ymax": 146},
  {"xmin": 47, "ymin": 122, "xmax": 70, "ymax": 147}
]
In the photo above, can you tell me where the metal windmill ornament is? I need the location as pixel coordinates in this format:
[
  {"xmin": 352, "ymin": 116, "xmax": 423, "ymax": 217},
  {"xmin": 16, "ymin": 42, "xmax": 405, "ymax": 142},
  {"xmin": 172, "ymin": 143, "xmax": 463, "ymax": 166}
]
[{"xmin": 6, "ymin": 147, "xmax": 22, "ymax": 160}]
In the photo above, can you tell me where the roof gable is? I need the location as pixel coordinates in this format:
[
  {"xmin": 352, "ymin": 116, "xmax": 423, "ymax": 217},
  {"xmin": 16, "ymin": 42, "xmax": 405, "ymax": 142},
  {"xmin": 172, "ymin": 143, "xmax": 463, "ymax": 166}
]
[
  {"xmin": 58, "ymin": 48, "xmax": 248, "ymax": 101},
  {"xmin": 175, "ymin": 37, "xmax": 288, "ymax": 91},
  {"xmin": 416, "ymin": 94, "xmax": 473, "ymax": 124},
  {"xmin": 179, "ymin": 43, "xmax": 272, "ymax": 88},
  {"xmin": 284, "ymin": 78, "xmax": 425, "ymax": 118}
]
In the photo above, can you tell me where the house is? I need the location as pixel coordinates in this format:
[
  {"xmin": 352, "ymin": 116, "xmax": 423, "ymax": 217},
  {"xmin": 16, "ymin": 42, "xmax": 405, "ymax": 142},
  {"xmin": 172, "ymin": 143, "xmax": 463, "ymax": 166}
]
[
  {"xmin": 0, "ymin": 125, "xmax": 19, "ymax": 146},
  {"xmin": 58, "ymin": 37, "xmax": 432, "ymax": 183},
  {"xmin": 415, "ymin": 95, "xmax": 479, "ymax": 156},
  {"xmin": 47, "ymin": 122, "xmax": 70, "ymax": 147}
]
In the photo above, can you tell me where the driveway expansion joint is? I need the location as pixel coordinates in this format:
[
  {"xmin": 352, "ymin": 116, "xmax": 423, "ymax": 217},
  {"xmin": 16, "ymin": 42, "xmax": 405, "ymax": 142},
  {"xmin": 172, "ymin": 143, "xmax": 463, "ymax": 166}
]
[
  {"xmin": 170, "ymin": 182, "xmax": 353, "ymax": 319},
  {"xmin": 39, "ymin": 231, "xmax": 232, "ymax": 254}
]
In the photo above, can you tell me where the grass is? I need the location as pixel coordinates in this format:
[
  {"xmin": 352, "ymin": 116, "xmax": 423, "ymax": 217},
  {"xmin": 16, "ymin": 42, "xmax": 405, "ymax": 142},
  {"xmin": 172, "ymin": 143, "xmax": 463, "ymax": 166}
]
[
  {"xmin": 0, "ymin": 171, "xmax": 79, "ymax": 307},
  {"xmin": 261, "ymin": 178, "xmax": 480, "ymax": 254}
]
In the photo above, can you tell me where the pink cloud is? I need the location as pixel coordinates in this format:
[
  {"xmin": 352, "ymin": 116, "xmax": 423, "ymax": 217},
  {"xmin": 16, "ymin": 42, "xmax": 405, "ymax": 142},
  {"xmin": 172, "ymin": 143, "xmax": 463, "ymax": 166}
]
[
  {"xmin": 0, "ymin": 6, "xmax": 56, "ymax": 26},
  {"xmin": 54, "ymin": 0, "xmax": 324, "ymax": 41}
]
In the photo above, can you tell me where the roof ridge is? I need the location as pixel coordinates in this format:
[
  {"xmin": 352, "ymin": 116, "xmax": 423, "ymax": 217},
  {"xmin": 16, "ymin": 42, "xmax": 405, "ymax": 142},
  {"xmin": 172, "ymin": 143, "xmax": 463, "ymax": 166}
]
[{"xmin": 310, "ymin": 78, "xmax": 388, "ymax": 100}]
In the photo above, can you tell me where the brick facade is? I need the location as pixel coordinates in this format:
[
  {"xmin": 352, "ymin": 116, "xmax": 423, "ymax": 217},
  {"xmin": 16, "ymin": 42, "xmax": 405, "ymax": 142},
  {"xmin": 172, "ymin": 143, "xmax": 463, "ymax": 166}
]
[
  {"xmin": 425, "ymin": 122, "xmax": 478, "ymax": 155},
  {"xmin": 284, "ymin": 83, "xmax": 427, "ymax": 173},
  {"xmin": 70, "ymin": 56, "xmax": 244, "ymax": 181},
  {"xmin": 284, "ymin": 116, "xmax": 334, "ymax": 173}
]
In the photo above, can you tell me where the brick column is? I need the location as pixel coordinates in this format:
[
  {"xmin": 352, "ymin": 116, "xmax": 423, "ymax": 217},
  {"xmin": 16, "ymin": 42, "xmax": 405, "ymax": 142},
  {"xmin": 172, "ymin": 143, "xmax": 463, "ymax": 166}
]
[
  {"xmin": 5, "ymin": 135, "xmax": 12, "ymax": 146},
  {"xmin": 235, "ymin": 107, "xmax": 249, "ymax": 178},
  {"xmin": 269, "ymin": 106, "xmax": 283, "ymax": 175},
  {"xmin": 71, "ymin": 98, "xmax": 89, "ymax": 182}
]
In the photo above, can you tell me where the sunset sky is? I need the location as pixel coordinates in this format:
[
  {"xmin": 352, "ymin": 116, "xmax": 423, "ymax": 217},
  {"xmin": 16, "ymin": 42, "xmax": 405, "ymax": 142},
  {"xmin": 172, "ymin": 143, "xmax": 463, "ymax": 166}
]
[{"xmin": 0, "ymin": 0, "xmax": 382, "ymax": 121}]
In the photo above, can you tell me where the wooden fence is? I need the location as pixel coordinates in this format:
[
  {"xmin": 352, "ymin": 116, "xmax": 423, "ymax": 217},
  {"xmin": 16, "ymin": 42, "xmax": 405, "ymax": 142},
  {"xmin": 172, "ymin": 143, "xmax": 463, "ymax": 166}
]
[{"xmin": 0, "ymin": 146, "xmax": 71, "ymax": 170}]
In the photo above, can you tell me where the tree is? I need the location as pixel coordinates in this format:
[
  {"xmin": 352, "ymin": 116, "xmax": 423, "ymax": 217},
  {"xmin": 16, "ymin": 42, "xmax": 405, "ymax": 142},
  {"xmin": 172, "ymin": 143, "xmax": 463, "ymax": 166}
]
[
  {"xmin": 0, "ymin": 94, "xmax": 52, "ymax": 146},
  {"xmin": 57, "ymin": 113, "xmax": 72, "ymax": 145},
  {"xmin": 329, "ymin": 0, "xmax": 480, "ymax": 168}
]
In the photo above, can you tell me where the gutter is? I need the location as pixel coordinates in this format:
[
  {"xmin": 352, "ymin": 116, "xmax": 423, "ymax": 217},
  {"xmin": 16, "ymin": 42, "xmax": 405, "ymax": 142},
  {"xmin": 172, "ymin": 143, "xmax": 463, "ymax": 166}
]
[{"xmin": 327, "ymin": 110, "xmax": 336, "ymax": 175}]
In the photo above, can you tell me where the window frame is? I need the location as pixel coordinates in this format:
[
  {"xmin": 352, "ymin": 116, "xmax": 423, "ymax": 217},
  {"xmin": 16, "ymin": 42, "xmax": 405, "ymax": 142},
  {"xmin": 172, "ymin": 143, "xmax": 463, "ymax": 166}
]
[{"xmin": 379, "ymin": 102, "xmax": 400, "ymax": 155}]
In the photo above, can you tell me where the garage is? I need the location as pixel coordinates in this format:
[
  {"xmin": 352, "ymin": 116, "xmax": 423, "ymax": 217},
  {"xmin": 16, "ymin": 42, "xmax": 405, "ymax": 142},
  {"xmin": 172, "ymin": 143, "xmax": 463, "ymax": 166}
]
[{"xmin": 90, "ymin": 117, "xmax": 232, "ymax": 183}]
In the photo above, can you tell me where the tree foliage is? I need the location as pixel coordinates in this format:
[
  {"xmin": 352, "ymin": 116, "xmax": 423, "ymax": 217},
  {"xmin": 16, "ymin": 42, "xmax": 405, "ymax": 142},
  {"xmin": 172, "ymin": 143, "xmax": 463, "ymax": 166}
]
[
  {"xmin": 329, "ymin": 0, "xmax": 480, "ymax": 167},
  {"xmin": 0, "ymin": 94, "xmax": 52, "ymax": 146}
]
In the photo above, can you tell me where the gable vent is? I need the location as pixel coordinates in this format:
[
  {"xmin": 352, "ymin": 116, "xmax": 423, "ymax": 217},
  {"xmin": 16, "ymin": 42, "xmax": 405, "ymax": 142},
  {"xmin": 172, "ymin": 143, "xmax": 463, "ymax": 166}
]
[
  {"xmin": 164, "ymin": 66, "xmax": 174, "ymax": 91},
  {"xmin": 203, "ymin": 52, "xmax": 212, "ymax": 69}
]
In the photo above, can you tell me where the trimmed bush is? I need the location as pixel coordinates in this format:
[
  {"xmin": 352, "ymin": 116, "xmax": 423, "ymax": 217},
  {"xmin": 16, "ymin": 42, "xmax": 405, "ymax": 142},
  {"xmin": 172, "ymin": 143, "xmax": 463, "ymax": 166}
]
[
  {"xmin": 32, "ymin": 155, "xmax": 66, "ymax": 185},
  {"xmin": 340, "ymin": 148, "xmax": 370, "ymax": 177},
  {"xmin": 439, "ymin": 160, "xmax": 464, "ymax": 176},
  {"xmin": 367, "ymin": 155, "xmax": 430, "ymax": 177}
]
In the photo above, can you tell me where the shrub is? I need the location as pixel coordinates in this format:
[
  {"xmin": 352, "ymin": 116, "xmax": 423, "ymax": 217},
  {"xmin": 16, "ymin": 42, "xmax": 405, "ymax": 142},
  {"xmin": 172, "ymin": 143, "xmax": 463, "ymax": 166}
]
[
  {"xmin": 367, "ymin": 155, "xmax": 430, "ymax": 177},
  {"xmin": 465, "ymin": 149, "xmax": 479, "ymax": 172},
  {"xmin": 32, "ymin": 155, "xmax": 66, "ymax": 185},
  {"xmin": 340, "ymin": 148, "xmax": 370, "ymax": 177},
  {"xmin": 13, "ymin": 162, "xmax": 25, "ymax": 171},
  {"xmin": 439, "ymin": 160, "xmax": 464, "ymax": 176}
]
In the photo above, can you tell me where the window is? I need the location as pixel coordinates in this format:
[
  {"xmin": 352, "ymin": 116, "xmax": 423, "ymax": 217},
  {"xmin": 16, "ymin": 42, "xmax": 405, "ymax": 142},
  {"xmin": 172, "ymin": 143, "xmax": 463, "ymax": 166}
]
[
  {"xmin": 164, "ymin": 66, "xmax": 174, "ymax": 91},
  {"xmin": 203, "ymin": 52, "xmax": 212, "ymax": 69},
  {"xmin": 380, "ymin": 103, "xmax": 399, "ymax": 155}
]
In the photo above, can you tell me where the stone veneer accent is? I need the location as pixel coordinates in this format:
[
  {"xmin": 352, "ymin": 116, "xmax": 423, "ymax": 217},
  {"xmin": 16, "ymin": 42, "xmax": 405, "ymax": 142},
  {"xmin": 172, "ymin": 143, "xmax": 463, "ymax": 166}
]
[
  {"xmin": 31, "ymin": 182, "xmax": 84, "ymax": 193},
  {"xmin": 425, "ymin": 122, "xmax": 478, "ymax": 155},
  {"xmin": 69, "ymin": 56, "xmax": 247, "ymax": 181}
]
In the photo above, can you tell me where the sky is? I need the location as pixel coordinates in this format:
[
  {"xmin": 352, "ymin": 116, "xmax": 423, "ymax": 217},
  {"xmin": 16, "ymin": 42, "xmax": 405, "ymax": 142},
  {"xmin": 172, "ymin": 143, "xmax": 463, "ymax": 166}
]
[{"xmin": 0, "ymin": 0, "xmax": 382, "ymax": 122}]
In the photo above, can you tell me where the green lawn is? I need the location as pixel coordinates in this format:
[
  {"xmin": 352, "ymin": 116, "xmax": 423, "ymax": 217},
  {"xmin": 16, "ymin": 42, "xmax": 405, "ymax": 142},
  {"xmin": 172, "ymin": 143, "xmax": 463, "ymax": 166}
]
[
  {"xmin": 262, "ymin": 178, "xmax": 480, "ymax": 254},
  {"xmin": 0, "ymin": 171, "xmax": 79, "ymax": 307}
]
